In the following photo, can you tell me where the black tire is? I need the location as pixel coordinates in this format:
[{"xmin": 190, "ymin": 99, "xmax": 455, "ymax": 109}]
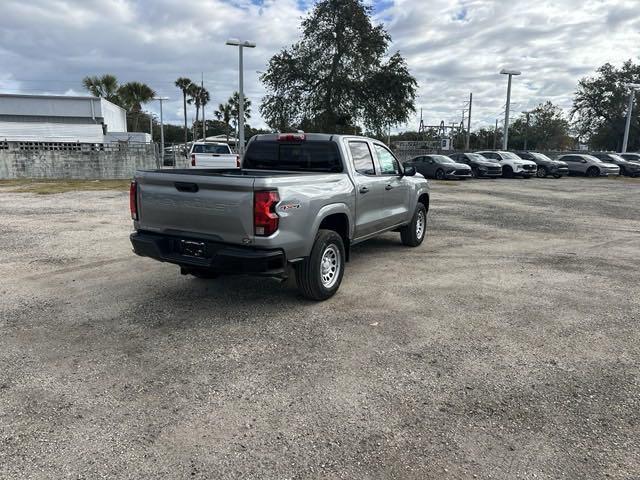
[
  {"xmin": 553, "ymin": 174, "xmax": 562, "ymax": 179},
  {"xmin": 587, "ymin": 166, "xmax": 599, "ymax": 177},
  {"xmin": 536, "ymin": 166, "xmax": 547, "ymax": 178},
  {"xmin": 471, "ymin": 166, "xmax": 479, "ymax": 178},
  {"xmin": 620, "ymin": 167, "xmax": 627, "ymax": 176},
  {"xmin": 435, "ymin": 168, "xmax": 445, "ymax": 180},
  {"xmin": 400, "ymin": 203, "xmax": 427, "ymax": 247},
  {"xmin": 502, "ymin": 165, "xmax": 514, "ymax": 178},
  {"xmin": 295, "ymin": 229, "xmax": 345, "ymax": 301}
]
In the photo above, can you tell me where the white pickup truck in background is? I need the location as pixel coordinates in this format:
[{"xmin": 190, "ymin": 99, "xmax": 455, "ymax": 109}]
[{"xmin": 188, "ymin": 142, "xmax": 240, "ymax": 169}]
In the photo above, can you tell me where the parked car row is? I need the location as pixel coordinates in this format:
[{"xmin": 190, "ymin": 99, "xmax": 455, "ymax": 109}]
[{"xmin": 403, "ymin": 150, "xmax": 640, "ymax": 180}]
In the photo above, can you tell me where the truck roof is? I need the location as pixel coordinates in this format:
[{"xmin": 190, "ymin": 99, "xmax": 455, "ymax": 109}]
[{"xmin": 251, "ymin": 133, "xmax": 378, "ymax": 143}]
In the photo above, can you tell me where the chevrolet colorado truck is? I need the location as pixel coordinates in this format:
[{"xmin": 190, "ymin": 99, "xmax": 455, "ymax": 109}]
[{"xmin": 130, "ymin": 133, "xmax": 430, "ymax": 300}]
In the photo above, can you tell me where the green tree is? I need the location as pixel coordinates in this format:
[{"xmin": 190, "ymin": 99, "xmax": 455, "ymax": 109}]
[
  {"xmin": 571, "ymin": 60, "xmax": 640, "ymax": 150},
  {"xmin": 229, "ymin": 91, "xmax": 251, "ymax": 137},
  {"xmin": 82, "ymin": 74, "xmax": 121, "ymax": 105},
  {"xmin": 508, "ymin": 102, "xmax": 573, "ymax": 150},
  {"xmin": 198, "ymin": 87, "xmax": 210, "ymax": 140},
  {"xmin": 175, "ymin": 77, "xmax": 193, "ymax": 148},
  {"xmin": 260, "ymin": 0, "xmax": 417, "ymax": 134},
  {"xmin": 214, "ymin": 102, "xmax": 233, "ymax": 142},
  {"xmin": 187, "ymin": 84, "xmax": 202, "ymax": 140},
  {"xmin": 118, "ymin": 81, "xmax": 157, "ymax": 132}
]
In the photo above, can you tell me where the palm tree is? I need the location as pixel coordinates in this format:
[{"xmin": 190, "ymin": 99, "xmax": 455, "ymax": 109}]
[
  {"xmin": 82, "ymin": 74, "xmax": 121, "ymax": 105},
  {"xmin": 187, "ymin": 84, "xmax": 202, "ymax": 141},
  {"xmin": 198, "ymin": 88, "xmax": 210, "ymax": 140},
  {"xmin": 229, "ymin": 91, "xmax": 252, "ymax": 140},
  {"xmin": 118, "ymin": 82, "xmax": 156, "ymax": 132},
  {"xmin": 175, "ymin": 77, "xmax": 193, "ymax": 148},
  {"xmin": 214, "ymin": 102, "xmax": 233, "ymax": 143}
]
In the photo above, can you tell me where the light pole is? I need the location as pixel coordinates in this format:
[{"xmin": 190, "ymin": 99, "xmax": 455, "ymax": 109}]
[
  {"xmin": 154, "ymin": 97, "xmax": 169, "ymax": 165},
  {"xmin": 622, "ymin": 83, "xmax": 640, "ymax": 153},
  {"xmin": 226, "ymin": 38, "xmax": 256, "ymax": 156},
  {"xmin": 500, "ymin": 69, "xmax": 521, "ymax": 150}
]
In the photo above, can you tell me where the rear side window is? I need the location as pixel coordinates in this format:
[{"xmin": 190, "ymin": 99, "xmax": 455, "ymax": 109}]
[
  {"xmin": 243, "ymin": 141, "xmax": 343, "ymax": 172},
  {"xmin": 349, "ymin": 141, "xmax": 376, "ymax": 175},
  {"xmin": 192, "ymin": 144, "xmax": 231, "ymax": 154}
]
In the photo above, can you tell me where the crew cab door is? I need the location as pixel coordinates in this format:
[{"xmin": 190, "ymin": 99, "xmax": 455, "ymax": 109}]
[
  {"xmin": 347, "ymin": 140, "xmax": 389, "ymax": 238},
  {"xmin": 372, "ymin": 143, "xmax": 412, "ymax": 227}
]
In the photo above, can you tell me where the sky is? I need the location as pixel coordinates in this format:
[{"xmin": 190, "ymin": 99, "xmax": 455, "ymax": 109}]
[{"xmin": 1, "ymin": 0, "xmax": 639, "ymax": 133}]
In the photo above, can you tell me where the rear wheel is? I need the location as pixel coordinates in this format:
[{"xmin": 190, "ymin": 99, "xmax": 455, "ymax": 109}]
[
  {"xmin": 295, "ymin": 229, "xmax": 345, "ymax": 301},
  {"xmin": 400, "ymin": 203, "xmax": 427, "ymax": 247},
  {"xmin": 435, "ymin": 169, "xmax": 445, "ymax": 180},
  {"xmin": 502, "ymin": 165, "xmax": 514, "ymax": 178},
  {"xmin": 536, "ymin": 166, "xmax": 547, "ymax": 178},
  {"xmin": 587, "ymin": 166, "xmax": 599, "ymax": 177}
]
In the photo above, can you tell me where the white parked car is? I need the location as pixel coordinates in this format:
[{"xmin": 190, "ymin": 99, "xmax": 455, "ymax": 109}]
[
  {"xmin": 475, "ymin": 151, "xmax": 538, "ymax": 178},
  {"xmin": 188, "ymin": 142, "xmax": 239, "ymax": 169}
]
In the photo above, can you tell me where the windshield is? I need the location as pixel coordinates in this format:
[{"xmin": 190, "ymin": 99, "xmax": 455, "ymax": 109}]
[
  {"xmin": 192, "ymin": 144, "xmax": 231, "ymax": 154},
  {"xmin": 584, "ymin": 155, "xmax": 602, "ymax": 163},
  {"xmin": 607, "ymin": 154, "xmax": 625, "ymax": 162},
  {"xmin": 501, "ymin": 152, "xmax": 522, "ymax": 160},
  {"xmin": 431, "ymin": 155, "xmax": 455, "ymax": 164},
  {"xmin": 531, "ymin": 152, "xmax": 553, "ymax": 162},
  {"xmin": 467, "ymin": 153, "xmax": 489, "ymax": 161}
]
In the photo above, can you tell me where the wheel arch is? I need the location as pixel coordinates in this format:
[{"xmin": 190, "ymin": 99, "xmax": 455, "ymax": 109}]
[{"xmin": 313, "ymin": 205, "xmax": 352, "ymax": 261}]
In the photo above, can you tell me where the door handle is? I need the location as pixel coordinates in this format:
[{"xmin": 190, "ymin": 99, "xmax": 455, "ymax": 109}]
[
  {"xmin": 359, "ymin": 186, "xmax": 369, "ymax": 194},
  {"xmin": 385, "ymin": 184, "xmax": 394, "ymax": 190}
]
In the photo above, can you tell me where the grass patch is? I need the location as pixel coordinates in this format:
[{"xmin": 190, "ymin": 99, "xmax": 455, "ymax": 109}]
[{"xmin": 0, "ymin": 179, "xmax": 130, "ymax": 194}]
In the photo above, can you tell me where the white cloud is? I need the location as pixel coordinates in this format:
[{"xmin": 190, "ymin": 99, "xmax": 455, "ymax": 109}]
[{"xmin": 0, "ymin": 0, "xmax": 639, "ymax": 132}]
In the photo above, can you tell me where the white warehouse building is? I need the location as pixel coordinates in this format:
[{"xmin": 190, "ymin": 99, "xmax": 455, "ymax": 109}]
[{"xmin": 0, "ymin": 93, "xmax": 133, "ymax": 144}]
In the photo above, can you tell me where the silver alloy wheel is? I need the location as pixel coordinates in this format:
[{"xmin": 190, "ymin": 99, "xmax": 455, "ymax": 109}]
[
  {"xmin": 416, "ymin": 210, "xmax": 425, "ymax": 239},
  {"xmin": 320, "ymin": 244, "xmax": 341, "ymax": 288}
]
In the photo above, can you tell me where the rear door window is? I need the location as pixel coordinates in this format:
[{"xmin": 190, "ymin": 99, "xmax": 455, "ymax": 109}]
[{"xmin": 348, "ymin": 141, "xmax": 376, "ymax": 175}]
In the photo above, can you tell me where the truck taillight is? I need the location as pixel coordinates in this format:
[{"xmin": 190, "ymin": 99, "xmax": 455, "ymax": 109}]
[
  {"xmin": 236, "ymin": 155, "xmax": 241, "ymax": 168},
  {"xmin": 254, "ymin": 190, "xmax": 279, "ymax": 236},
  {"xmin": 191, "ymin": 154, "xmax": 196, "ymax": 166},
  {"xmin": 129, "ymin": 181, "xmax": 138, "ymax": 220}
]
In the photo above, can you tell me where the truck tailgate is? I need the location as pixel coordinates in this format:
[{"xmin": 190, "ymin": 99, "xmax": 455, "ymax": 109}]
[{"xmin": 136, "ymin": 171, "xmax": 255, "ymax": 244}]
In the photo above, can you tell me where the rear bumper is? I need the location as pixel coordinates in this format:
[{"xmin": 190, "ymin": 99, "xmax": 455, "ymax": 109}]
[{"xmin": 130, "ymin": 231, "xmax": 287, "ymax": 276}]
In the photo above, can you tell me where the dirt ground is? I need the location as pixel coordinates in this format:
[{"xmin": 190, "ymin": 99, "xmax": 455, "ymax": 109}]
[{"xmin": 1, "ymin": 176, "xmax": 639, "ymax": 479}]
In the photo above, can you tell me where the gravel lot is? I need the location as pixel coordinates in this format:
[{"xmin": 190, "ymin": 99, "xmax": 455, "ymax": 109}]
[{"xmin": 1, "ymin": 177, "xmax": 639, "ymax": 479}]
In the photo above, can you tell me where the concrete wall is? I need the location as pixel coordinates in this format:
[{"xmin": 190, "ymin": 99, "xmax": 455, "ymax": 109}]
[{"xmin": 0, "ymin": 148, "xmax": 159, "ymax": 179}]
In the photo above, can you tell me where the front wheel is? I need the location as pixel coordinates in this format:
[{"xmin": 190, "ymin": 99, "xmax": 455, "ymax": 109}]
[
  {"xmin": 587, "ymin": 166, "xmax": 600, "ymax": 177},
  {"xmin": 400, "ymin": 203, "xmax": 427, "ymax": 247},
  {"xmin": 295, "ymin": 229, "xmax": 345, "ymax": 301},
  {"xmin": 435, "ymin": 169, "xmax": 445, "ymax": 180},
  {"xmin": 502, "ymin": 166, "xmax": 514, "ymax": 178},
  {"xmin": 553, "ymin": 174, "xmax": 562, "ymax": 179},
  {"xmin": 471, "ymin": 167, "xmax": 479, "ymax": 178},
  {"xmin": 536, "ymin": 166, "xmax": 547, "ymax": 178}
]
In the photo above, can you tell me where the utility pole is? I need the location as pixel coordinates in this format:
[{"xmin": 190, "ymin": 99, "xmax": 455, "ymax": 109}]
[
  {"xmin": 201, "ymin": 73, "xmax": 205, "ymax": 141},
  {"xmin": 493, "ymin": 119, "xmax": 498, "ymax": 149},
  {"xmin": 465, "ymin": 92, "xmax": 472, "ymax": 151},
  {"xmin": 500, "ymin": 69, "xmax": 521, "ymax": 150},
  {"xmin": 523, "ymin": 111, "xmax": 530, "ymax": 150},
  {"xmin": 226, "ymin": 39, "xmax": 256, "ymax": 156},
  {"xmin": 622, "ymin": 84, "xmax": 640, "ymax": 153},
  {"xmin": 154, "ymin": 97, "xmax": 169, "ymax": 165}
]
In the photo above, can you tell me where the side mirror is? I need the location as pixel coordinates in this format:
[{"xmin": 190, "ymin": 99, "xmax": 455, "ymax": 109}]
[{"xmin": 403, "ymin": 165, "xmax": 416, "ymax": 176}]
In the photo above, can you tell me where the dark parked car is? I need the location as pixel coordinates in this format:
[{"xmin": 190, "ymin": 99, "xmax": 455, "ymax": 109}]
[
  {"xmin": 449, "ymin": 152, "xmax": 502, "ymax": 177},
  {"xmin": 515, "ymin": 151, "xmax": 569, "ymax": 178},
  {"xmin": 405, "ymin": 154, "xmax": 472, "ymax": 180},
  {"xmin": 591, "ymin": 152, "xmax": 640, "ymax": 177},
  {"xmin": 619, "ymin": 152, "xmax": 640, "ymax": 163}
]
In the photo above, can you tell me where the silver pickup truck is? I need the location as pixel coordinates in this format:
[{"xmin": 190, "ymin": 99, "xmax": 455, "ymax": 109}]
[{"xmin": 130, "ymin": 133, "xmax": 430, "ymax": 300}]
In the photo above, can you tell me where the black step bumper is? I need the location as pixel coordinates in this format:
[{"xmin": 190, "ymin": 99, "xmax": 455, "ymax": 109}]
[{"xmin": 130, "ymin": 231, "xmax": 286, "ymax": 276}]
